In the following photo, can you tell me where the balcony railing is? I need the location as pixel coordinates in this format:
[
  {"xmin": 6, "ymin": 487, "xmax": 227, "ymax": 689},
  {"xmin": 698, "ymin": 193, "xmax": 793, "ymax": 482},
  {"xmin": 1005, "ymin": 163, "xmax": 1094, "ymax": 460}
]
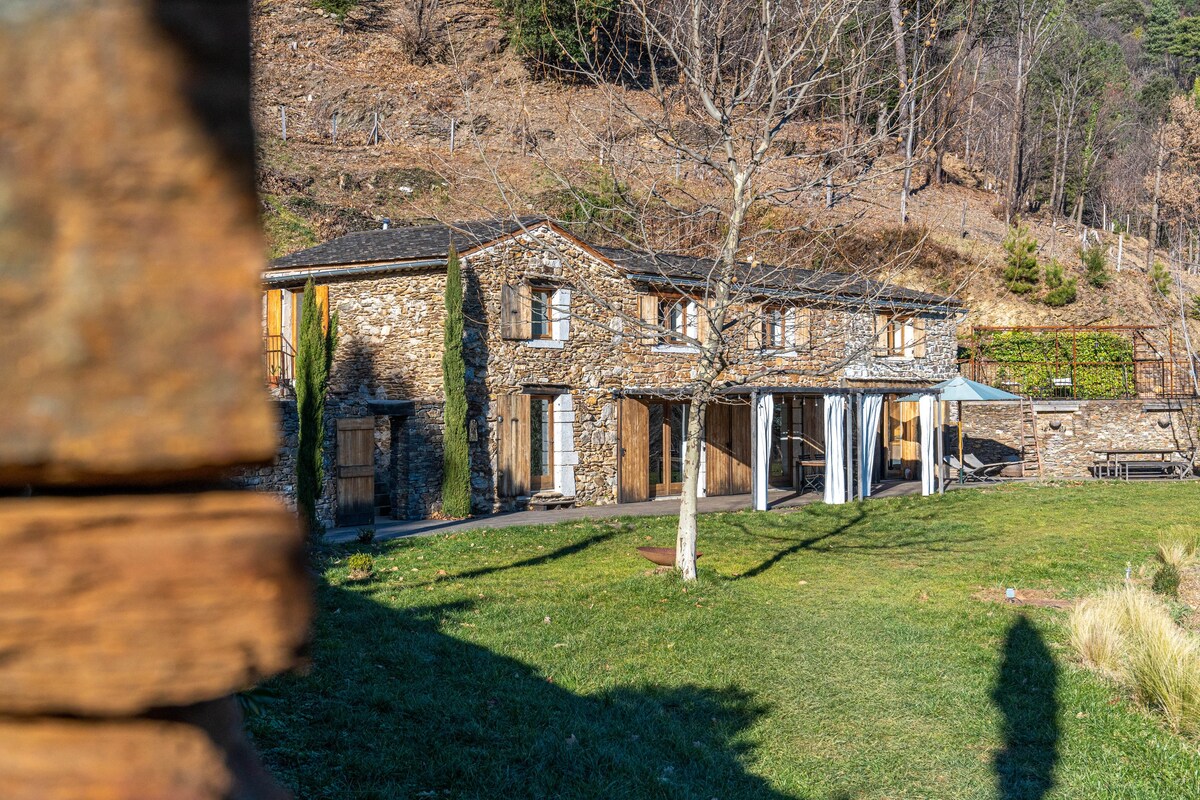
[
  {"xmin": 963, "ymin": 325, "xmax": 1200, "ymax": 400},
  {"xmin": 265, "ymin": 335, "xmax": 295, "ymax": 388}
]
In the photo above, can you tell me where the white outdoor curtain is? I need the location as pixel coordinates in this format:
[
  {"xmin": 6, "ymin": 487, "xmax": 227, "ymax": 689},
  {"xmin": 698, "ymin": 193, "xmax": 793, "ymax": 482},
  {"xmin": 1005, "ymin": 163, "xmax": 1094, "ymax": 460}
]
[
  {"xmin": 824, "ymin": 395, "xmax": 847, "ymax": 504},
  {"xmin": 919, "ymin": 394, "xmax": 936, "ymax": 496},
  {"xmin": 859, "ymin": 394, "xmax": 884, "ymax": 497},
  {"xmin": 753, "ymin": 393, "xmax": 774, "ymax": 511}
]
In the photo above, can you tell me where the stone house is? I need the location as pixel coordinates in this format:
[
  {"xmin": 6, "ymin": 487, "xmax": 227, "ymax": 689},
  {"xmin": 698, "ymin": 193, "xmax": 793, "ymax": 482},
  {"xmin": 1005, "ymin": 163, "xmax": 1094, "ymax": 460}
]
[{"xmin": 248, "ymin": 219, "xmax": 963, "ymax": 527}]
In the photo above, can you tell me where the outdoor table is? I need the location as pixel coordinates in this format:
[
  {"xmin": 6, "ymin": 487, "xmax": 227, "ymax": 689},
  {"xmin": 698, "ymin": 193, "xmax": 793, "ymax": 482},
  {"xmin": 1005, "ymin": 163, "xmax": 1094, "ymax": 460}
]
[
  {"xmin": 1092, "ymin": 449, "xmax": 1190, "ymax": 480},
  {"xmin": 796, "ymin": 458, "xmax": 826, "ymax": 494}
]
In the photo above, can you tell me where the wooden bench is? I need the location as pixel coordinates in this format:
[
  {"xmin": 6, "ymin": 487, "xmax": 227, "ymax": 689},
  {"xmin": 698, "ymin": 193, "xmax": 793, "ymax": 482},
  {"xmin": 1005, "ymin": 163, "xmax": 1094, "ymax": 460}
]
[{"xmin": 528, "ymin": 495, "xmax": 577, "ymax": 511}]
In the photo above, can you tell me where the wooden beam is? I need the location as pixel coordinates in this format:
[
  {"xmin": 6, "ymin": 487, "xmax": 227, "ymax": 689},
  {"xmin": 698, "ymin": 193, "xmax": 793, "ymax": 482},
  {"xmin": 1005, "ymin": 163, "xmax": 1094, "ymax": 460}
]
[
  {"xmin": 0, "ymin": 0, "xmax": 275, "ymax": 487},
  {"xmin": 0, "ymin": 493, "xmax": 308, "ymax": 716}
]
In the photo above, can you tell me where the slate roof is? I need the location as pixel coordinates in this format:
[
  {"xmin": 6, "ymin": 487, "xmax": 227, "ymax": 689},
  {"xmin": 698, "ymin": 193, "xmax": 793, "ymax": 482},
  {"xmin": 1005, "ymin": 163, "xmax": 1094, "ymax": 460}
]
[
  {"xmin": 592, "ymin": 246, "xmax": 959, "ymax": 308},
  {"xmin": 269, "ymin": 217, "xmax": 958, "ymax": 308},
  {"xmin": 268, "ymin": 217, "xmax": 543, "ymax": 270}
]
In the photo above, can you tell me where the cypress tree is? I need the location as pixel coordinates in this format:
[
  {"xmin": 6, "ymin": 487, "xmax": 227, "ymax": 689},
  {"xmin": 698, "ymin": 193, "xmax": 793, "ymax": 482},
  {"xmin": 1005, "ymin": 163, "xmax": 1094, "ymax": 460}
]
[
  {"xmin": 441, "ymin": 245, "xmax": 472, "ymax": 518},
  {"xmin": 295, "ymin": 278, "xmax": 338, "ymax": 536}
]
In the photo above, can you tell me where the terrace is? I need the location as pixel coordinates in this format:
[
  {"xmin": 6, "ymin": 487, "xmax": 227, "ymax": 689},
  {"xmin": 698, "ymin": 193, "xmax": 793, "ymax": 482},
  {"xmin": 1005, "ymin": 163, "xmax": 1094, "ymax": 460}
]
[{"xmin": 962, "ymin": 325, "xmax": 1199, "ymax": 400}]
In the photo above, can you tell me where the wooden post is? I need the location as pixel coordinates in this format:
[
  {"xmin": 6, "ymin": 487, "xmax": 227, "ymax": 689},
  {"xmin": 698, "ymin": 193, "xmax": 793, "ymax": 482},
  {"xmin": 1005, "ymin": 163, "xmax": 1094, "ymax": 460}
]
[
  {"xmin": 281, "ymin": 105, "xmax": 287, "ymax": 142},
  {"xmin": 0, "ymin": 2, "xmax": 306, "ymax": 796},
  {"xmin": 1117, "ymin": 233, "xmax": 1123, "ymax": 272},
  {"xmin": 332, "ymin": 112, "xmax": 338, "ymax": 144}
]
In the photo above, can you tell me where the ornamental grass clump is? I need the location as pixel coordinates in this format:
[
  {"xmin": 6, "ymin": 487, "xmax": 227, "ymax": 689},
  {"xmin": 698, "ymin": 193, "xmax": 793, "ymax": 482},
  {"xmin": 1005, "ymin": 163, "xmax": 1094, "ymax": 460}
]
[
  {"xmin": 1155, "ymin": 527, "xmax": 1198, "ymax": 571},
  {"xmin": 1069, "ymin": 584, "xmax": 1200, "ymax": 734}
]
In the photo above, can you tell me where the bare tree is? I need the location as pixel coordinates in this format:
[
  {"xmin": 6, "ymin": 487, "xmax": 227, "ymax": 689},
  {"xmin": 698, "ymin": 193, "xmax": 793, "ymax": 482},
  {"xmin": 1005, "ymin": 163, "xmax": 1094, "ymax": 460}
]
[
  {"xmin": 1003, "ymin": 0, "xmax": 1061, "ymax": 216},
  {"xmin": 453, "ymin": 0, "xmax": 965, "ymax": 580}
]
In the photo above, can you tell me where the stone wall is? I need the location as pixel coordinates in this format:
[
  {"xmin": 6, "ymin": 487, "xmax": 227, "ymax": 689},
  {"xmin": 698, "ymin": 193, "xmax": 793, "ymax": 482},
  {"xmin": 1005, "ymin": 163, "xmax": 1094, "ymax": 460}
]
[
  {"xmin": 950, "ymin": 400, "xmax": 1200, "ymax": 478},
  {"xmin": 249, "ymin": 226, "xmax": 961, "ymax": 525}
]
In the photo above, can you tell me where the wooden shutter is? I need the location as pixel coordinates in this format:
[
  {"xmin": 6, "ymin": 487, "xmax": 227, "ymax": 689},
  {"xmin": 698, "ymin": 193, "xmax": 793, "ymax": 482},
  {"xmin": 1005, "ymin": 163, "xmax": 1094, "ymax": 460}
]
[
  {"xmin": 266, "ymin": 290, "xmax": 282, "ymax": 338},
  {"xmin": 875, "ymin": 313, "xmax": 890, "ymax": 354},
  {"xmin": 500, "ymin": 284, "xmax": 532, "ymax": 340},
  {"xmin": 792, "ymin": 307, "xmax": 811, "ymax": 350},
  {"xmin": 498, "ymin": 394, "xmax": 530, "ymax": 497},
  {"xmin": 696, "ymin": 299, "xmax": 711, "ymax": 345},
  {"xmin": 638, "ymin": 293, "xmax": 658, "ymax": 344},
  {"xmin": 912, "ymin": 316, "xmax": 927, "ymax": 358},
  {"xmin": 315, "ymin": 284, "xmax": 330, "ymax": 333},
  {"xmin": 618, "ymin": 398, "xmax": 650, "ymax": 503},
  {"xmin": 746, "ymin": 305, "xmax": 763, "ymax": 351}
]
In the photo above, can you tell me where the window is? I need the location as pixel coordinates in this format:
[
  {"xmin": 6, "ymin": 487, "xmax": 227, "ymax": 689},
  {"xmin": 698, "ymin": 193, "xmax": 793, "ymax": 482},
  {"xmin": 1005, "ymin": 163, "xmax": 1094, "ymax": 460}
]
[
  {"xmin": 648, "ymin": 401, "xmax": 689, "ymax": 495},
  {"xmin": 265, "ymin": 286, "xmax": 328, "ymax": 386},
  {"xmin": 763, "ymin": 305, "xmax": 787, "ymax": 349},
  {"xmin": 530, "ymin": 287, "xmax": 554, "ymax": 340},
  {"xmin": 876, "ymin": 313, "xmax": 911, "ymax": 358},
  {"xmin": 529, "ymin": 395, "xmax": 555, "ymax": 490},
  {"xmin": 657, "ymin": 296, "xmax": 688, "ymax": 344}
]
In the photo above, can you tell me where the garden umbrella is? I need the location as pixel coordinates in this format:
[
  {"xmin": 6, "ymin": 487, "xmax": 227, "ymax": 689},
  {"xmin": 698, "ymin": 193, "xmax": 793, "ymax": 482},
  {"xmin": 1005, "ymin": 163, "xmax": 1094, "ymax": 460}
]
[{"xmin": 898, "ymin": 377, "xmax": 1023, "ymax": 483}]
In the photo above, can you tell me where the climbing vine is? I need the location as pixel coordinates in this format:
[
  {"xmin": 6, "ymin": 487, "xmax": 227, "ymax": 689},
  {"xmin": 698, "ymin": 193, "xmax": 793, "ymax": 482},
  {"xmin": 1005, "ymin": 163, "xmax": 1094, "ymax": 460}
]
[{"xmin": 980, "ymin": 331, "xmax": 1135, "ymax": 398}]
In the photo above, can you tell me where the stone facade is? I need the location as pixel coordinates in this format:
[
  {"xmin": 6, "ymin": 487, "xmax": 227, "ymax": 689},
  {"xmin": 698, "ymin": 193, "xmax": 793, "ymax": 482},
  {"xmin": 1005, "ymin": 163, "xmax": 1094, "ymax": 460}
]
[
  {"xmin": 950, "ymin": 400, "xmax": 1200, "ymax": 478},
  {"xmin": 249, "ymin": 225, "xmax": 961, "ymax": 526}
]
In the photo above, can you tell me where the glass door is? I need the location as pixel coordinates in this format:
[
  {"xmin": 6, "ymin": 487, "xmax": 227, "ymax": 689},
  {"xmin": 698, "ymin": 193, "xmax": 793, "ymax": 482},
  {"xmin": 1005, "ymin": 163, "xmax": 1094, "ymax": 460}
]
[{"xmin": 648, "ymin": 401, "xmax": 689, "ymax": 497}]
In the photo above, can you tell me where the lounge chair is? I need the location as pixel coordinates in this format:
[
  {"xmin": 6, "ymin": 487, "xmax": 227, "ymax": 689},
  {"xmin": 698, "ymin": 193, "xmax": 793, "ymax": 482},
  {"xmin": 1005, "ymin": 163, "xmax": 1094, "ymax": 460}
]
[
  {"xmin": 945, "ymin": 455, "xmax": 1004, "ymax": 483},
  {"xmin": 964, "ymin": 453, "xmax": 1017, "ymax": 480}
]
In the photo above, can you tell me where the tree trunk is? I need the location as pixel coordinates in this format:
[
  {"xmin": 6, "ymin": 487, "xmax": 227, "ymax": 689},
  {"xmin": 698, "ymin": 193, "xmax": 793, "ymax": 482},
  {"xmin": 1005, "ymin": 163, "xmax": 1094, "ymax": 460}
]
[
  {"xmin": 1147, "ymin": 128, "xmax": 1166, "ymax": 272},
  {"xmin": 1007, "ymin": 30, "xmax": 1028, "ymax": 217},
  {"xmin": 888, "ymin": 0, "xmax": 909, "ymax": 133},
  {"xmin": 675, "ymin": 397, "xmax": 707, "ymax": 581}
]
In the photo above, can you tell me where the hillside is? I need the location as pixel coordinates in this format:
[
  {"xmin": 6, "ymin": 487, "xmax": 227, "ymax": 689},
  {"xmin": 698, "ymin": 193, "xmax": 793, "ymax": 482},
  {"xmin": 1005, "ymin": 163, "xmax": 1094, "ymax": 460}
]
[{"xmin": 250, "ymin": 0, "xmax": 1200, "ymax": 339}]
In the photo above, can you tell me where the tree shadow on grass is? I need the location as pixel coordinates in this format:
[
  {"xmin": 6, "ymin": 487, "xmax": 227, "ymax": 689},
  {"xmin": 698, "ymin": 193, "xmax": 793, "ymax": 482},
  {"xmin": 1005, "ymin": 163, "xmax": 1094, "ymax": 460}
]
[
  {"xmin": 433, "ymin": 530, "xmax": 619, "ymax": 584},
  {"xmin": 992, "ymin": 615, "xmax": 1059, "ymax": 800},
  {"xmin": 250, "ymin": 581, "xmax": 806, "ymax": 800},
  {"xmin": 729, "ymin": 504, "xmax": 993, "ymax": 580}
]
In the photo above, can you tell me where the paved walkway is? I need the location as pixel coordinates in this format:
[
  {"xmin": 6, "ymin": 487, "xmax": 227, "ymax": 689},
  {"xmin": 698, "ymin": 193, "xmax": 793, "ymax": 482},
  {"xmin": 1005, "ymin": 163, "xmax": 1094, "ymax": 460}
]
[{"xmin": 325, "ymin": 480, "xmax": 927, "ymax": 544}]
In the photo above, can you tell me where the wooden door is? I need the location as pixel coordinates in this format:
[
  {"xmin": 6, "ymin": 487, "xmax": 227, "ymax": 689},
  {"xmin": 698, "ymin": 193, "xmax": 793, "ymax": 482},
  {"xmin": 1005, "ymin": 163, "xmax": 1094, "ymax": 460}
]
[
  {"xmin": 729, "ymin": 402, "xmax": 752, "ymax": 494},
  {"xmin": 618, "ymin": 398, "xmax": 650, "ymax": 503},
  {"xmin": 336, "ymin": 417, "xmax": 375, "ymax": 526},
  {"xmin": 498, "ymin": 394, "xmax": 530, "ymax": 498},
  {"xmin": 705, "ymin": 402, "xmax": 750, "ymax": 496},
  {"xmin": 706, "ymin": 403, "xmax": 731, "ymax": 496}
]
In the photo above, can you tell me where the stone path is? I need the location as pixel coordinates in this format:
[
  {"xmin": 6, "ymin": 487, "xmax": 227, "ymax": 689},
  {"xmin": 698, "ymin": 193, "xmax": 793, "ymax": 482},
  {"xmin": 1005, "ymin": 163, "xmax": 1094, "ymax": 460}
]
[{"xmin": 324, "ymin": 480, "xmax": 927, "ymax": 544}]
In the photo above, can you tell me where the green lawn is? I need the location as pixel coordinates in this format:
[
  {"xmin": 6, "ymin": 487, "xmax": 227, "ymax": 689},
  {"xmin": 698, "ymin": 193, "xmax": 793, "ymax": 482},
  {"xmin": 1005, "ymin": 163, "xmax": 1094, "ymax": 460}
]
[{"xmin": 249, "ymin": 483, "xmax": 1200, "ymax": 799}]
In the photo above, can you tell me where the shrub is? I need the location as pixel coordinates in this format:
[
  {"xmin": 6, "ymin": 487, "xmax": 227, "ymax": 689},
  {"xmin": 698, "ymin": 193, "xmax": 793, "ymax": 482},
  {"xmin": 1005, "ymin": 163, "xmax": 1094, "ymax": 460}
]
[
  {"xmin": 1150, "ymin": 260, "xmax": 1173, "ymax": 295},
  {"xmin": 1069, "ymin": 585, "xmax": 1200, "ymax": 734},
  {"xmin": 1152, "ymin": 563, "xmax": 1182, "ymax": 598},
  {"xmin": 1043, "ymin": 260, "xmax": 1078, "ymax": 306},
  {"xmin": 1002, "ymin": 225, "xmax": 1040, "ymax": 294},
  {"xmin": 495, "ymin": 0, "xmax": 614, "ymax": 74},
  {"xmin": 356, "ymin": 527, "xmax": 376, "ymax": 544},
  {"xmin": 346, "ymin": 553, "xmax": 374, "ymax": 579},
  {"xmin": 1189, "ymin": 295, "xmax": 1200, "ymax": 321},
  {"xmin": 313, "ymin": 0, "xmax": 358, "ymax": 18},
  {"xmin": 1081, "ymin": 245, "xmax": 1110, "ymax": 288}
]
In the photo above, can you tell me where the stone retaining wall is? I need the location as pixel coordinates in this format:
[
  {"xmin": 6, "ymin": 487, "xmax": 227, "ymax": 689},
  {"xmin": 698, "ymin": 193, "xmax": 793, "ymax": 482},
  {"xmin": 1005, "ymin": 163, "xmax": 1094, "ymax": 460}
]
[{"xmin": 950, "ymin": 400, "xmax": 1200, "ymax": 478}]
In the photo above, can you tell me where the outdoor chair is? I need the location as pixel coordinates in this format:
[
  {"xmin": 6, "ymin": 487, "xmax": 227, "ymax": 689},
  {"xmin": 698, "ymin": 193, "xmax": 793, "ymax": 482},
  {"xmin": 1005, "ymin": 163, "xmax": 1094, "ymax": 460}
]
[
  {"xmin": 964, "ymin": 453, "xmax": 1019, "ymax": 480},
  {"xmin": 946, "ymin": 454, "xmax": 1005, "ymax": 483}
]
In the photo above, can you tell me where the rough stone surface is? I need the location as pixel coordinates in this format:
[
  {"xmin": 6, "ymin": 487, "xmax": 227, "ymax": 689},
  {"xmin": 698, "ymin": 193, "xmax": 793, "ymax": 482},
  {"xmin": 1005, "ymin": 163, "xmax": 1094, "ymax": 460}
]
[
  {"xmin": 250, "ymin": 227, "xmax": 960, "ymax": 523},
  {"xmin": 951, "ymin": 400, "xmax": 1199, "ymax": 477}
]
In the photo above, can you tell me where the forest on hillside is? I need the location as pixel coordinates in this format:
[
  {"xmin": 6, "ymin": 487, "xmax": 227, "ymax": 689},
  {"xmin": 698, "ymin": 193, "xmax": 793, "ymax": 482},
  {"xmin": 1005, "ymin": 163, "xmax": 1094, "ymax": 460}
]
[{"xmin": 304, "ymin": 0, "xmax": 1200, "ymax": 264}]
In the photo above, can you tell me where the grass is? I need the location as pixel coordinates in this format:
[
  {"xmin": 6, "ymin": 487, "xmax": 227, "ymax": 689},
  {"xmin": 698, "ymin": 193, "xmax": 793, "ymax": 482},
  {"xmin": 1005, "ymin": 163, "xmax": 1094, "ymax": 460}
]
[{"xmin": 249, "ymin": 483, "xmax": 1200, "ymax": 799}]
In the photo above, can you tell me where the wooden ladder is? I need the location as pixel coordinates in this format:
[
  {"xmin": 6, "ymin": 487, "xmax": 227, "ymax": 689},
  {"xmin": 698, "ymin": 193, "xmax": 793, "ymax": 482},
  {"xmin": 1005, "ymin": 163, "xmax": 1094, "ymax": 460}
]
[{"xmin": 1020, "ymin": 397, "xmax": 1043, "ymax": 479}]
